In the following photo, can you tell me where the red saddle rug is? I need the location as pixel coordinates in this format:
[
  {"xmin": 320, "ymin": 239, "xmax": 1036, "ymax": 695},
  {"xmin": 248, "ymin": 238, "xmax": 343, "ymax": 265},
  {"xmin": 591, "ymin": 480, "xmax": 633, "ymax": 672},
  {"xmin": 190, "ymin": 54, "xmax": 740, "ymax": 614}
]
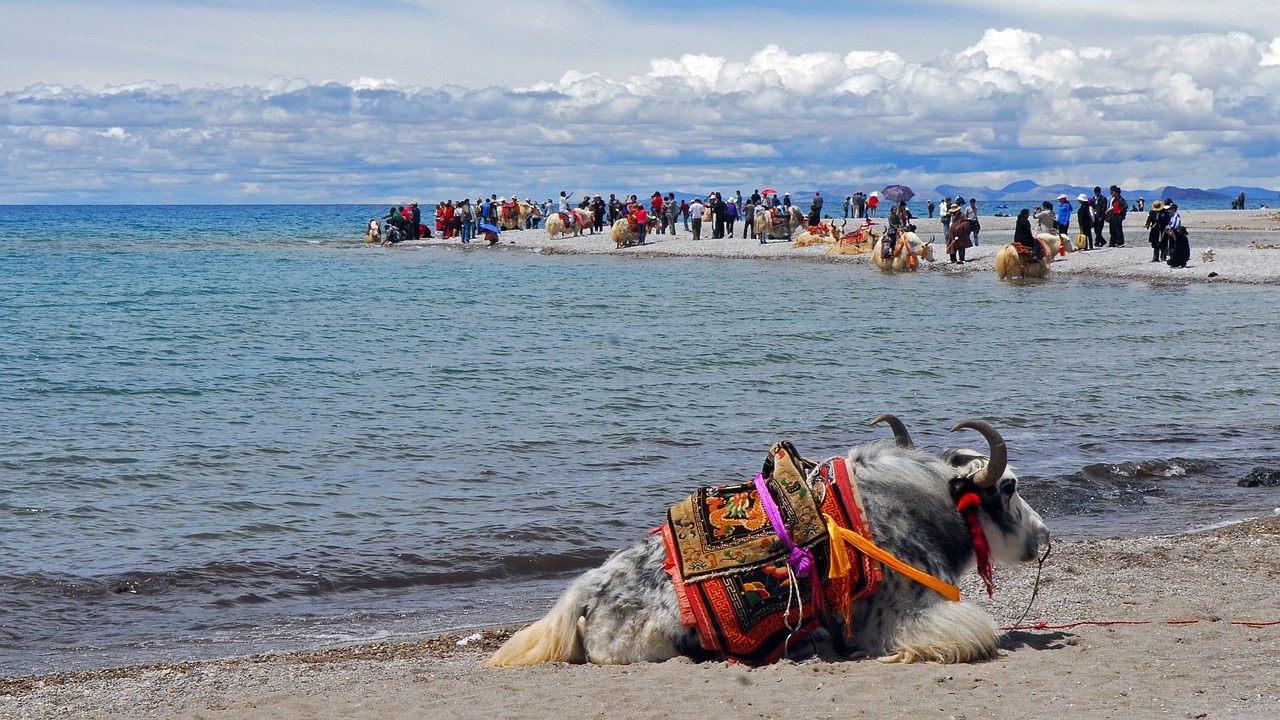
[{"xmin": 660, "ymin": 442, "xmax": 881, "ymax": 665}]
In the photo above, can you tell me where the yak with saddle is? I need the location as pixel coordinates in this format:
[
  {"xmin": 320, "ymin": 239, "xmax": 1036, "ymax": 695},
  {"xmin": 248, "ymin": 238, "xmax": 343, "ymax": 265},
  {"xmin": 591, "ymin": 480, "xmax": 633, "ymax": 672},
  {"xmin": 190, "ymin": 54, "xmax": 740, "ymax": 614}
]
[{"xmin": 486, "ymin": 417, "xmax": 1050, "ymax": 667}]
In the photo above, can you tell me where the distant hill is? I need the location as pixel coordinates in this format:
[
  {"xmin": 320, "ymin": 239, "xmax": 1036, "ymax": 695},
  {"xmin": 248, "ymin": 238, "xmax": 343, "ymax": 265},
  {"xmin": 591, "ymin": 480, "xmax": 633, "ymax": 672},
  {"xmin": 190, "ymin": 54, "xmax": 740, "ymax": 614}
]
[
  {"xmin": 1211, "ymin": 186, "xmax": 1280, "ymax": 200},
  {"xmin": 934, "ymin": 184, "xmax": 998, "ymax": 201},
  {"xmin": 999, "ymin": 180, "xmax": 1039, "ymax": 194},
  {"xmin": 663, "ymin": 181, "xmax": 1280, "ymax": 208},
  {"xmin": 1151, "ymin": 186, "xmax": 1230, "ymax": 201}
]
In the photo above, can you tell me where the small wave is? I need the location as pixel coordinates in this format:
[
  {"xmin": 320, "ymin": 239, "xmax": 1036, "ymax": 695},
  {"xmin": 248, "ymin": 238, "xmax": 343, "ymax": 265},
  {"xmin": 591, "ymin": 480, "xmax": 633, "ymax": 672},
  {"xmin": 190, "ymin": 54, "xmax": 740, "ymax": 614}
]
[{"xmin": 1082, "ymin": 457, "xmax": 1215, "ymax": 480}]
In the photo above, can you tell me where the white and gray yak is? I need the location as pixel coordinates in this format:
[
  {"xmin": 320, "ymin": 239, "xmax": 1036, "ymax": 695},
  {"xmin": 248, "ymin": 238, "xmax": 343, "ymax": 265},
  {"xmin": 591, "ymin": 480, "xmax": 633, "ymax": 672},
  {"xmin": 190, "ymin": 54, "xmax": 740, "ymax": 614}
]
[
  {"xmin": 754, "ymin": 206, "xmax": 806, "ymax": 242},
  {"xmin": 610, "ymin": 217, "xmax": 638, "ymax": 248},
  {"xmin": 995, "ymin": 232, "xmax": 1064, "ymax": 280},
  {"xmin": 871, "ymin": 231, "xmax": 936, "ymax": 272},
  {"xmin": 485, "ymin": 417, "xmax": 1050, "ymax": 668},
  {"xmin": 546, "ymin": 209, "xmax": 591, "ymax": 239}
]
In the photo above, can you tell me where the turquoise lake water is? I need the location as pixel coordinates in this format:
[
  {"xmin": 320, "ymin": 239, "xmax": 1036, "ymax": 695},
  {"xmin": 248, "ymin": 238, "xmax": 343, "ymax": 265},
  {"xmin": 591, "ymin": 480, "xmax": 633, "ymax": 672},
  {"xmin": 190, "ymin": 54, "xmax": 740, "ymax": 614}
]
[{"xmin": 2, "ymin": 204, "xmax": 1277, "ymax": 675}]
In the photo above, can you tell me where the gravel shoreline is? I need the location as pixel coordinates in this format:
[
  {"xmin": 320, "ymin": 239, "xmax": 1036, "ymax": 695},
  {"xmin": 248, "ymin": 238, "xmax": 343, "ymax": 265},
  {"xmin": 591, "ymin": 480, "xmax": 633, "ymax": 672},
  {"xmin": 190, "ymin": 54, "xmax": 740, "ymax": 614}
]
[
  {"xmin": 6, "ymin": 515, "xmax": 1278, "ymax": 719},
  {"xmin": 393, "ymin": 208, "xmax": 1280, "ymax": 286}
]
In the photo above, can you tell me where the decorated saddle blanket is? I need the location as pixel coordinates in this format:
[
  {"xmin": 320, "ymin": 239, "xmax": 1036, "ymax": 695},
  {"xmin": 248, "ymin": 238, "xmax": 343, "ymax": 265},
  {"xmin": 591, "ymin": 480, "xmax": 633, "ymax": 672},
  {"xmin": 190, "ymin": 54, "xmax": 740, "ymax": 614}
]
[
  {"xmin": 557, "ymin": 211, "xmax": 578, "ymax": 226},
  {"xmin": 660, "ymin": 442, "xmax": 881, "ymax": 665},
  {"xmin": 1013, "ymin": 240, "xmax": 1040, "ymax": 266}
]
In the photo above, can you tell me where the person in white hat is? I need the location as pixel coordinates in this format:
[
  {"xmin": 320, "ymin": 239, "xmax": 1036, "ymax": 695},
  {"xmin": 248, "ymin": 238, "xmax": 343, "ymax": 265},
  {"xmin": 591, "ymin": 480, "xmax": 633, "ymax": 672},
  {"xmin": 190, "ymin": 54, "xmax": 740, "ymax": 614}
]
[{"xmin": 1076, "ymin": 194, "xmax": 1095, "ymax": 250}]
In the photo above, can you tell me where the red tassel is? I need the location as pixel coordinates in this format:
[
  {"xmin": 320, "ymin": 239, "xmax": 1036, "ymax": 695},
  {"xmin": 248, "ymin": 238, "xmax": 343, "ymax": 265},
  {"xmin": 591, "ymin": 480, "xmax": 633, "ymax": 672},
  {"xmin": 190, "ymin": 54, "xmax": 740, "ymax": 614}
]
[{"xmin": 957, "ymin": 492, "xmax": 995, "ymax": 597}]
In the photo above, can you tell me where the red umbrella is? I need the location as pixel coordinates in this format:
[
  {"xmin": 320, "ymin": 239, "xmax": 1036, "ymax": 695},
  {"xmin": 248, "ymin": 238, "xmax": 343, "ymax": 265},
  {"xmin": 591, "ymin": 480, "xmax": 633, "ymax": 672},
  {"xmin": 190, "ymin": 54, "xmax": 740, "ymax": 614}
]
[{"xmin": 761, "ymin": 188, "xmax": 777, "ymax": 195}]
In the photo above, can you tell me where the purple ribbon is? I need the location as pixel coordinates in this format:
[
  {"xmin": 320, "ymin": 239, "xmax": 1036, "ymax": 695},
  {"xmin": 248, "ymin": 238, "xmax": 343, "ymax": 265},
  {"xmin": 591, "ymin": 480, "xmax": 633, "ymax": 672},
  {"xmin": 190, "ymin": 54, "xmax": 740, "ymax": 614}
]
[{"xmin": 753, "ymin": 473, "xmax": 825, "ymax": 612}]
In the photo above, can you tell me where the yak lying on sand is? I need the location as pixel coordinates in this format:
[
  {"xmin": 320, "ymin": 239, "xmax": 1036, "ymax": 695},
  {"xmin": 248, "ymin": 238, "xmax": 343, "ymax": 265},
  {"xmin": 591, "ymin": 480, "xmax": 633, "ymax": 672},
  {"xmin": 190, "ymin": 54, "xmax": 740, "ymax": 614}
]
[{"xmin": 485, "ymin": 418, "xmax": 1050, "ymax": 668}]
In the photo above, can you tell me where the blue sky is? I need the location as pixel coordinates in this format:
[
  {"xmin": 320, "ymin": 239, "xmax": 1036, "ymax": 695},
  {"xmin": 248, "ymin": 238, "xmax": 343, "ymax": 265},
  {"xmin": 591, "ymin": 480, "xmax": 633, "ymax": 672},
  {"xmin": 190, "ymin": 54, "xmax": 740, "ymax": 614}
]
[{"xmin": 2, "ymin": 0, "xmax": 1279, "ymax": 203}]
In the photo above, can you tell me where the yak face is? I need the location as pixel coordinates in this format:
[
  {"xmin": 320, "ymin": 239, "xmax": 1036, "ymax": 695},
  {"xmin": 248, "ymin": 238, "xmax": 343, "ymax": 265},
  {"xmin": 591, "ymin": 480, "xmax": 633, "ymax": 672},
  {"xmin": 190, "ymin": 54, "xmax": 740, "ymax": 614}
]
[
  {"xmin": 942, "ymin": 448, "xmax": 1050, "ymax": 564},
  {"xmin": 919, "ymin": 239, "xmax": 936, "ymax": 263}
]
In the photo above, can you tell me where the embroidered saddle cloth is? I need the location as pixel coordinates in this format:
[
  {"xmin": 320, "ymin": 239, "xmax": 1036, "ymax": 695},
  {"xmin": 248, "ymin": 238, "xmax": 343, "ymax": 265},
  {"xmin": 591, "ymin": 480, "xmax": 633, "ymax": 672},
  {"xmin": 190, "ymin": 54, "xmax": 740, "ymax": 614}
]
[{"xmin": 660, "ymin": 442, "xmax": 881, "ymax": 665}]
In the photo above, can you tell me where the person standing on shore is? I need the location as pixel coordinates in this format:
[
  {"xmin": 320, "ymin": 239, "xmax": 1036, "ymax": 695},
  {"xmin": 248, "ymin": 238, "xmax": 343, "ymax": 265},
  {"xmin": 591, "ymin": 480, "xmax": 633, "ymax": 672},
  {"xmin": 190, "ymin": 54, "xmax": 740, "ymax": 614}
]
[
  {"xmin": 1092, "ymin": 186, "xmax": 1108, "ymax": 247},
  {"xmin": 459, "ymin": 199, "xmax": 474, "ymax": 244},
  {"xmin": 409, "ymin": 202, "xmax": 422, "ymax": 240},
  {"xmin": 724, "ymin": 196, "xmax": 738, "ymax": 237},
  {"xmin": 1145, "ymin": 199, "xmax": 1170, "ymax": 262},
  {"xmin": 592, "ymin": 194, "xmax": 606, "ymax": 232},
  {"xmin": 1036, "ymin": 201, "xmax": 1057, "ymax": 235},
  {"xmin": 680, "ymin": 198, "xmax": 690, "ymax": 231},
  {"xmin": 650, "ymin": 192, "xmax": 664, "ymax": 234},
  {"xmin": 632, "ymin": 203, "xmax": 648, "ymax": 245},
  {"xmin": 1076, "ymin": 194, "xmax": 1095, "ymax": 250},
  {"xmin": 689, "ymin": 197, "xmax": 704, "ymax": 241},
  {"xmin": 853, "ymin": 192, "xmax": 865, "ymax": 218},
  {"xmin": 843, "ymin": 195, "xmax": 852, "ymax": 219},
  {"xmin": 1055, "ymin": 194, "xmax": 1072, "ymax": 238},
  {"xmin": 808, "ymin": 191, "xmax": 823, "ymax": 226},
  {"xmin": 1107, "ymin": 185, "xmax": 1128, "ymax": 247},
  {"xmin": 965, "ymin": 198, "xmax": 980, "ymax": 246},
  {"xmin": 940, "ymin": 196, "xmax": 953, "ymax": 237},
  {"xmin": 742, "ymin": 200, "xmax": 755, "ymax": 239},
  {"xmin": 711, "ymin": 193, "xmax": 726, "ymax": 239},
  {"xmin": 927, "ymin": 199, "xmax": 935, "ymax": 218},
  {"xmin": 867, "ymin": 192, "xmax": 879, "ymax": 217},
  {"xmin": 1166, "ymin": 203, "xmax": 1189, "ymax": 267},
  {"xmin": 665, "ymin": 194, "xmax": 678, "ymax": 235}
]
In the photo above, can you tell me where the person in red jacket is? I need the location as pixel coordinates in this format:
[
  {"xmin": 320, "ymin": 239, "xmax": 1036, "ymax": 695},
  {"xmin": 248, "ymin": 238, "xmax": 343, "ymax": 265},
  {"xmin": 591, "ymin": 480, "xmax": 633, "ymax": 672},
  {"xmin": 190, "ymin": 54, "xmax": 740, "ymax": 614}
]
[
  {"xmin": 442, "ymin": 201, "xmax": 455, "ymax": 239},
  {"xmin": 633, "ymin": 203, "xmax": 648, "ymax": 245}
]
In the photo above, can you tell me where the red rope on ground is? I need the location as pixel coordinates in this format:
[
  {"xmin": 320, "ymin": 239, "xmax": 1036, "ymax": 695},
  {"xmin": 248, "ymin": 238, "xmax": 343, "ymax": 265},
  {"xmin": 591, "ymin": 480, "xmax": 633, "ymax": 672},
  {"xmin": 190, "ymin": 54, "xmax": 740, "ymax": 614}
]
[{"xmin": 1001, "ymin": 618, "xmax": 1280, "ymax": 631}]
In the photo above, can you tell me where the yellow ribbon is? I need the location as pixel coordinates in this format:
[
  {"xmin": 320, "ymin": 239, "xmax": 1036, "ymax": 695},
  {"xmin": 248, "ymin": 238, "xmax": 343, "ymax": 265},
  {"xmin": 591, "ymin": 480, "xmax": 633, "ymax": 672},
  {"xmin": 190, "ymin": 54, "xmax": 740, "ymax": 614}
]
[{"xmin": 824, "ymin": 513, "xmax": 960, "ymax": 602}]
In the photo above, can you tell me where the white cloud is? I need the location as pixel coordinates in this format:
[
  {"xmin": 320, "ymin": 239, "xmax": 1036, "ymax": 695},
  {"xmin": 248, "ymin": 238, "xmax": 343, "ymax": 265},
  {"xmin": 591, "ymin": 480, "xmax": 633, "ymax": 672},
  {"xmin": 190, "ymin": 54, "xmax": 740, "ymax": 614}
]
[{"xmin": 2, "ymin": 26, "xmax": 1279, "ymax": 203}]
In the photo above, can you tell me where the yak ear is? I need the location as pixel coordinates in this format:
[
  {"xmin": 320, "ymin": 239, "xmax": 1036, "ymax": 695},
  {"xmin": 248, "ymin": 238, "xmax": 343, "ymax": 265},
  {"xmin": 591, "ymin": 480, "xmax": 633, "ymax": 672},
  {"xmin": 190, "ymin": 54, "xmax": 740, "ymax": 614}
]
[{"xmin": 948, "ymin": 475, "xmax": 973, "ymax": 502}]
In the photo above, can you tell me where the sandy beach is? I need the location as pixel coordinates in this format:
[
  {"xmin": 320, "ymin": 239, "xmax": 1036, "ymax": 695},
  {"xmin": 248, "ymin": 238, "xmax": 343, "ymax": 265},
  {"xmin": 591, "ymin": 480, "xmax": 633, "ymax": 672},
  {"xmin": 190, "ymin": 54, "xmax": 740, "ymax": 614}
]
[
  {"xmin": 407, "ymin": 208, "xmax": 1280, "ymax": 286},
  {"xmin": 4, "ymin": 515, "xmax": 1278, "ymax": 719},
  {"xmin": 5, "ymin": 207, "xmax": 1280, "ymax": 720}
]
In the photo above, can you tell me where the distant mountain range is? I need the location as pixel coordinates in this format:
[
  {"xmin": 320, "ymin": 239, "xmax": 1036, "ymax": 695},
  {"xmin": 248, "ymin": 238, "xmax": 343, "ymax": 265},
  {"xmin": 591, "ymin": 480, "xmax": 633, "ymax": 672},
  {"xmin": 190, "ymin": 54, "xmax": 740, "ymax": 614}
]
[
  {"xmin": 927, "ymin": 182, "xmax": 1280, "ymax": 203},
  {"xmin": 666, "ymin": 181, "xmax": 1279, "ymax": 208}
]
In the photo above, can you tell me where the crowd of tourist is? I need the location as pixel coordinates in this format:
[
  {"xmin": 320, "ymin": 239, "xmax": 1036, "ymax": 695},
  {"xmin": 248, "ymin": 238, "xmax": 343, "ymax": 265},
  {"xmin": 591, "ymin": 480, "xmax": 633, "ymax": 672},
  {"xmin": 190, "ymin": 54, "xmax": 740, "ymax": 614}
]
[
  {"xmin": 370, "ymin": 184, "xmax": 1198, "ymax": 268},
  {"xmin": 370, "ymin": 189, "xmax": 839, "ymax": 245}
]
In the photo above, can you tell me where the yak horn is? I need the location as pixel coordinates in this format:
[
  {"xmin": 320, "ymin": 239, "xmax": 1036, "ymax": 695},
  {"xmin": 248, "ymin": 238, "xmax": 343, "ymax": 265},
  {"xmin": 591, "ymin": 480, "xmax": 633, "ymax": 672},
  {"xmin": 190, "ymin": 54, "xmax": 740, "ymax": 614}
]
[
  {"xmin": 950, "ymin": 419, "xmax": 1007, "ymax": 487},
  {"xmin": 871, "ymin": 414, "xmax": 914, "ymax": 449}
]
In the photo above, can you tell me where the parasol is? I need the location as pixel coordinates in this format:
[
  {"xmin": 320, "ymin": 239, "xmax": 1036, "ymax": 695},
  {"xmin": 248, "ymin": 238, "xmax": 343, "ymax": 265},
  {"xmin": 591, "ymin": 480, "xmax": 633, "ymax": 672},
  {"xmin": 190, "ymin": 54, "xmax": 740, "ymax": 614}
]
[
  {"xmin": 479, "ymin": 223, "xmax": 502, "ymax": 234},
  {"xmin": 880, "ymin": 184, "xmax": 915, "ymax": 203}
]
